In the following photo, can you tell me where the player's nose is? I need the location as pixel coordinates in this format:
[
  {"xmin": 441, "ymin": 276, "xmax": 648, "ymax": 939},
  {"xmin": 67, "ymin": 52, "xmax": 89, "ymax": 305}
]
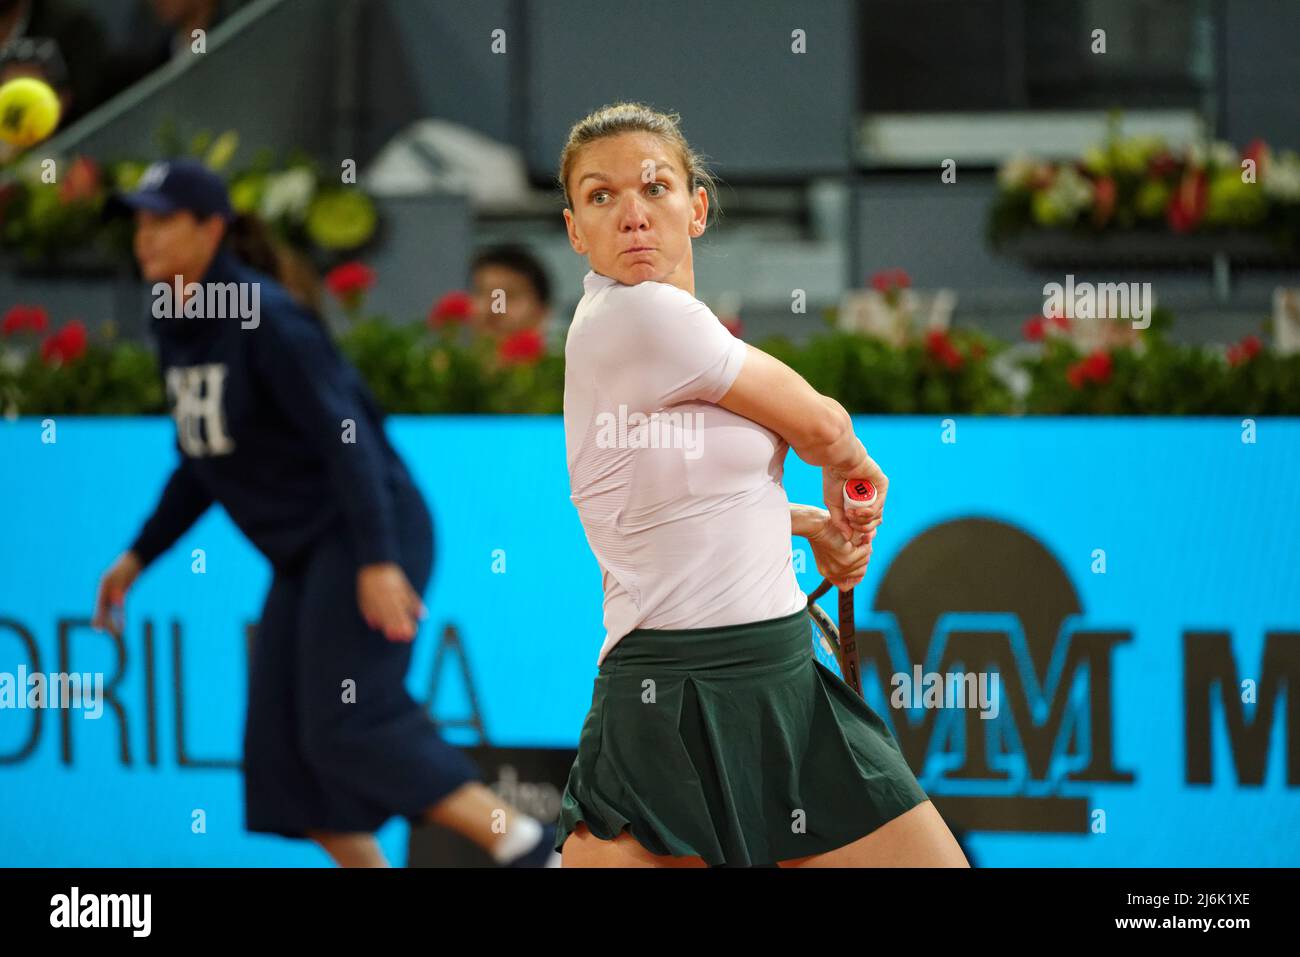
[{"xmin": 617, "ymin": 194, "xmax": 651, "ymax": 228}]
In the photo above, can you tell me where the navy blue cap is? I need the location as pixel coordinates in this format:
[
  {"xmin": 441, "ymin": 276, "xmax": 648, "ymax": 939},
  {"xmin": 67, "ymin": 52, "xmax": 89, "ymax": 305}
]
[{"xmin": 110, "ymin": 159, "xmax": 235, "ymax": 221}]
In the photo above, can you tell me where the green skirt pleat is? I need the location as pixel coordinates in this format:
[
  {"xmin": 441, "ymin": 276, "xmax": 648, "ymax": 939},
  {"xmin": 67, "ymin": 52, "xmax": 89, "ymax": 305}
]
[{"xmin": 554, "ymin": 607, "xmax": 929, "ymax": 866}]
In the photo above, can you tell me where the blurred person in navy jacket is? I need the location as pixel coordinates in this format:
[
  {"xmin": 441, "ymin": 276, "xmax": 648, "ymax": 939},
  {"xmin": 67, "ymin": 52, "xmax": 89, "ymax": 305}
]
[{"xmin": 90, "ymin": 159, "xmax": 560, "ymax": 868}]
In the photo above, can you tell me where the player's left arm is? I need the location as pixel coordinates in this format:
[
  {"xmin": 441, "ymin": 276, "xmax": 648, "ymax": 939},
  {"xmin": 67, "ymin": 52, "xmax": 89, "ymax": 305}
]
[{"xmin": 790, "ymin": 503, "xmax": 872, "ymax": 588}]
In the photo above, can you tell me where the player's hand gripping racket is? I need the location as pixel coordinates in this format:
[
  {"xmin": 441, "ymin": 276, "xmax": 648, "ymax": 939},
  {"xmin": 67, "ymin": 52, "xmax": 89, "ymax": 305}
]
[{"xmin": 805, "ymin": 479, "xmax": 876, "ymax": 698}]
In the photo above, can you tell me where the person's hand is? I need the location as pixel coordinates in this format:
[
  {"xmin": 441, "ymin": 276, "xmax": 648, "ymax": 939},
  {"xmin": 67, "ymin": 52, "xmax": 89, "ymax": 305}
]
[
  {"xmin": 357, "ymin": 563, "xmax": 427, "ymax": 642},
  {"xmin": 92, "ymin": 551, "xmax": 143, "ymax": 638},
  {"xmin": 824, "ymin": 452, "xmax": 888, "ymax": 545},
  {"xmin": 802, "ymin": 507, "xmax": 874, "ymax": 590}
]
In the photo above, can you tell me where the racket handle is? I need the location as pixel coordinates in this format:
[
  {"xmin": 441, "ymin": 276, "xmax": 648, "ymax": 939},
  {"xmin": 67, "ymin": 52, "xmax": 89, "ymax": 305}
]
[
  {"xmin": 842, "ymin": 479, "xmax": 877, "ymax": 549},
  {"xmin": 843, "ymin": 478, "xmax": 876, "ymax": 510}
]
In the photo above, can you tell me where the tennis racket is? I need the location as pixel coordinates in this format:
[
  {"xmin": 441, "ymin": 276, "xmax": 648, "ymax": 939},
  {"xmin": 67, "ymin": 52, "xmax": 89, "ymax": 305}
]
[{"xmin": 805, "ymin": 479, "xmax": 876, "ymax": 698}]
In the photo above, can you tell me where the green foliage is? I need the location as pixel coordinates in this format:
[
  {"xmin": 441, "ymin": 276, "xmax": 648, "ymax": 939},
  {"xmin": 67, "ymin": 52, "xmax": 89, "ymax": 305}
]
[
  {"xmin": 1, "ymin": 341, "xmax": 164, "ymax": 415},
  {"xmin": 764, "ymin": 329, "xmax": 1014, "ymax": 414},
  {"xmin": 0, "ymin": 127, "xmax": 378, "ymax": 268},
  {"xmin": 336, "ymin": 319, "xmax": 564, "ymax": 414},
  {"xmin": 1023, "ymin": 333, "xmax": 1300, "ymax": 415},
  {"xmin": 4, "ymin": 315, "xmax": 1297, "ymax": 417}
]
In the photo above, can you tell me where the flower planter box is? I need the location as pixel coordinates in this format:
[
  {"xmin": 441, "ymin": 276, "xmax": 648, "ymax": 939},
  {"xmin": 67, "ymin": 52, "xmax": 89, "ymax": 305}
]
[
  {"xmin": 996, "ymin": 231, "xmax": 1300, "ymax": 269},
  {"xmin": 0, "ymin": 249, "xmax": 132, "ymax": 279}
]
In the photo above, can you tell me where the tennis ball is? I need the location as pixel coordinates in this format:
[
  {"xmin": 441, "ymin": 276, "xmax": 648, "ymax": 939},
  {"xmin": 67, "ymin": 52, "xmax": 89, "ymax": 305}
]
[{"xmin": 0, "ymin": 77, "xmax": 62, "ymax": 148}]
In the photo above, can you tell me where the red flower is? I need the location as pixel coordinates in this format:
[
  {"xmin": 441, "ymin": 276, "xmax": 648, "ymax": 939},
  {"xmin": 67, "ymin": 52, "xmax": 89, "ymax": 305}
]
[
  {"xmin": 59, "ymin": 156, "xmax": 101, "ymax": 204},
  {"xmin": 497, "ymin": 328, "xmax": 544, "ymax": 365},
  {"xmin": 721, "ymin": 316, "xmax": 744, "ymax": 339},
  {"xmin": 1086, "ymin": 350, "xmax": 1112, "ymax": 379},
  {"xmin": 324, "ymin": 261, "xmax": 376, "ymax": 304},
  {"xmin": 1092, "ymin": 175, "xmax": 1117, "ymax": 227},
  {"xmin": 1242, "ymin": 139, "xmax": 1268, "ymax": 173},
  {"xmin": 924, "ymin": 329, "xmax": 963, "ymax": 370},
  {"xmin": 2, "ymin": 305, "xmax": 50, "ymax": 337},
  {"xmin": 429, "ymin": 290, "xmax": 474, "ymax": 328},
  {"xmin": 1167, "ymin": 169, "xmax": 1207, "ymax": 233},
  {"xmin": 1051, "ymin": 314, "xmax": 1071, "ymax": 331},
  {"xmin": 40, "ymin": 320, "xmax": 89, "ymax": 366},
  {"xmin": 0, "ymin": 182, "xmax": 15, "ymax": 226},
  {"xmin": 869, "ymin": 268, "xmax": 911, "ymax": 294},
  {"xmin": 1148, "ymin": 151, "xmax": 1180, "ymax": 179},
  {"xmin": 1023, "ymin": 315, "xmax": 1047, "ymax": 341},
  {"xmin": 1066, "ymin": 349, "xmax": 1113, "ymax": 389},
  {"xmin": 1227, "ymin": 335, "xmax": 1263, "ymax": 367}
]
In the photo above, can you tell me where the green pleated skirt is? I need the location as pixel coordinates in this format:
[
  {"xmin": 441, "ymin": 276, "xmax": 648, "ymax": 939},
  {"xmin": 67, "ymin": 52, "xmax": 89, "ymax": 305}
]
[{"xmin": 554, "ymin": 607, "xmax": 929, "ymax": 866}]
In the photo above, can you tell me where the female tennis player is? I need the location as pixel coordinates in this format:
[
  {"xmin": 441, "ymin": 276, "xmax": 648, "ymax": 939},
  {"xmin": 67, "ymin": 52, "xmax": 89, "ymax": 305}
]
[
  {"xmin": 554, "ymin": 103, "xmax": 969, "ymax": 867},
  {"xmin": 89, "ymin": 159, "xmax": 557, "ymax": 868}
]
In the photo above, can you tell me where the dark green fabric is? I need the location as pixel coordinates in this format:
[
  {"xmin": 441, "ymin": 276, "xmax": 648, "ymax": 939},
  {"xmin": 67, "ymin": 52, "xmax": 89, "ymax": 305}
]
[{"xmin": 554, "ymin": 607, "xmax": 929, "ymax": 866}]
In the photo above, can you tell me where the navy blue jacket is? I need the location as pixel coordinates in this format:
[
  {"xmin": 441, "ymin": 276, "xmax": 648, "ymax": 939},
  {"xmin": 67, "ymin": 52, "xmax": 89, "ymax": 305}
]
[{"xmin": 129, "ymin": 247, "xmax": 410, "ymax": 572}]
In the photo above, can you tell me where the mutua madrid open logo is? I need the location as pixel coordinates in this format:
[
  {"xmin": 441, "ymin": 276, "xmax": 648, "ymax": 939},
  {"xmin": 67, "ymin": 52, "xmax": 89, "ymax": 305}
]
[{"xmin": 855, "ymin": 518, "xmax": 1299, "ymax": 835}]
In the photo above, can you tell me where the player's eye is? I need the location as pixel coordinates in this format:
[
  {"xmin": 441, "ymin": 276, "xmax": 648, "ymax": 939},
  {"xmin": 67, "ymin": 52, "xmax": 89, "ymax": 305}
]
[
  {"xmin": 590, "ymin": 189, "xmax": 609, "ymax": 204},
  {"xmin": 647, "ymin": 182, "xmax": 667, "ymax": 196}
]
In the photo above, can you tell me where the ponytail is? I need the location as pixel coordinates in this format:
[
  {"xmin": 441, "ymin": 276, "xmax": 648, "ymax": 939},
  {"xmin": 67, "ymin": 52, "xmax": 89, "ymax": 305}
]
[
  {"xmin": 227, "ymin": 213, "xmax": 280, "ymax": 278},
  {"xmin": 225, "ymin": 213, "xmax": 323, "ymax": 315}
]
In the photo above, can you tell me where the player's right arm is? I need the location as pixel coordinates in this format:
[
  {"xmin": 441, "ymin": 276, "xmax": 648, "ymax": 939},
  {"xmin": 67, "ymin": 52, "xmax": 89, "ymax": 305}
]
[
  {"xmin": 591, "ymin": 281, "xmax": 884, "ymax": 543},
  {"xmin": 715, "ymin": 343, "xmax": 886, "ymax": 543}
]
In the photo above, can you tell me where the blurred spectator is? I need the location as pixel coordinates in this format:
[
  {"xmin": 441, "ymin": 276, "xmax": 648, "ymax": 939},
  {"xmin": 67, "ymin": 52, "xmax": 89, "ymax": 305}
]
[
  {"xmin": 0, "ymin": 0, "xmax": 107, "ymax": 126},
  {"xmin": 469, "ymin": 244, "xmax": 555, "ymax": 349},
  {"xmin": 103, "ymin": 0, "xmax": 243, "ymax": 96}
]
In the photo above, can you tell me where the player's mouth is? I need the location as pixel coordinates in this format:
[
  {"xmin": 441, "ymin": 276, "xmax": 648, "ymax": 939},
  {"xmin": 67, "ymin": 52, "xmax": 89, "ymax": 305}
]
[{"xmin": 621, "ymin": 246, "xmax": 655, "ymax": 255}]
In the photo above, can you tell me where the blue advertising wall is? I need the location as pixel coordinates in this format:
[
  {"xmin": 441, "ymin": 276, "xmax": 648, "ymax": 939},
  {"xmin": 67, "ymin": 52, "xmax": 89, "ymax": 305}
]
[{"xmin": 1, "ymin": 416, "xmax": 1297, "ymax": 866}]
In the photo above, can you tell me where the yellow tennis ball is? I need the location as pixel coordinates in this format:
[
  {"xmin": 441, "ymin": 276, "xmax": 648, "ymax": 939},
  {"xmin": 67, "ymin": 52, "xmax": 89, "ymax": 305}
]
[{"xmin": 0, "ymin": 77, "xmax": 62, "ymax": 148}]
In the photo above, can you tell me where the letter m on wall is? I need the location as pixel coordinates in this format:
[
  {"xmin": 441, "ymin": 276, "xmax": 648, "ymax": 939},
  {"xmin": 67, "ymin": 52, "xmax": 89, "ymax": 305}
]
[{"xmin": 1184, "ymin": 632, "xmax": 1300, "ymax": 785}]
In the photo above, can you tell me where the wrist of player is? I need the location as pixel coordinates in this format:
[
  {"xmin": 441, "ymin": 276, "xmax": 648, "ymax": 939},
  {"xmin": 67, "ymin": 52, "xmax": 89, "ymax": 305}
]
[{"xmin": 829, "ymin": 435, "xmax": 870, "ymax": 479}]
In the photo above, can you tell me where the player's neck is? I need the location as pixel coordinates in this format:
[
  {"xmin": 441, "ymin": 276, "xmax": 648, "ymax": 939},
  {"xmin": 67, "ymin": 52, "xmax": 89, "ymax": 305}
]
[{"xmin": 662, "ymin": 255, "xmax": 695, "ymax": 298}]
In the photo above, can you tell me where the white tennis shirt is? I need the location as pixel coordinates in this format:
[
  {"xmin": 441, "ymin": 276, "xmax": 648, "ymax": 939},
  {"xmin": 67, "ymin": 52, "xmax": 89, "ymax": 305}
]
[{"xmin": 564, "ymin": 269, "xmax": 807, "ymax": 665}]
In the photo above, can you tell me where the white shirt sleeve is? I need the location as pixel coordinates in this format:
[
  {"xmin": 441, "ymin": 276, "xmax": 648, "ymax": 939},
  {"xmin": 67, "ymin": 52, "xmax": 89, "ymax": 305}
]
[{"xmin": 590, "ymin": 280, "xmax": 747, "ymax": 412}]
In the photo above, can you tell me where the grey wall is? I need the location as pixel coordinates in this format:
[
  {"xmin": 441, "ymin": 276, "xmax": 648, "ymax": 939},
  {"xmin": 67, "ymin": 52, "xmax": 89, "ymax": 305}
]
[
  {"xmin": 47, "ymin": 0, "xmax": 343, "ymax": 164},
  {"xmin": 0, "ymin": 274, "xmax": 151, "ymax": 340},
  {"xmin": 524, "ymin": 0, "xmax": 858, "ymax": 180},
  {"xmin": 360, "ymin": 0, "xmax": 516, "ymax": 161},
  {"xmin": 34, "ymin": 0, "xmax": 1300, "ymax": 179},
  {"xmin": 1219, "ymin": 0, "xmax": 1300, "ymax": 149},
  {"xmin": 362, "ymin": 194, "xmax": 473, "ymax": 322},
  {"xmin": 13, "ymin": 0, "xmax": 1300, "ymax": 348}
]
